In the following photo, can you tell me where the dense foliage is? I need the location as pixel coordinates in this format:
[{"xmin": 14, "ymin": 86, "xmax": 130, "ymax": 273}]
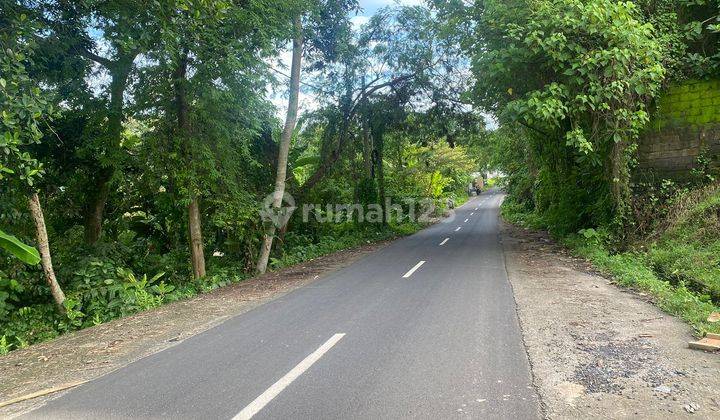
[
  {"xmin": 445, "ymin": 0, "xmax": 719, "ymax": 234},
  {"xmin": 0, "ymin": 1, "xmax": 483, "ymax": 353},
  {"xmin": 447, "ymin": 0, "xmax": 720, "ymax": 331},
  {"xmin": 2, "ymin": 0, "xmax": 718, "ymax": 352}
]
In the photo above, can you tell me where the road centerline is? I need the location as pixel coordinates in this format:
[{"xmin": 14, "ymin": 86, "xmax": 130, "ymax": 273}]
[
  {"xmin": 439, "ymin": 238, "xmax": 449, "ymax": 246},
  {"xmin": 402, "ymin": 260, "xmax": 426, "ymax": 278},
  {"xmin": 455, "ymin": 227, "xmax": 462, "ymax": 232},
  {"xmin": 232, "ymin": 333, "xmax": 346, "ymax": 420}
]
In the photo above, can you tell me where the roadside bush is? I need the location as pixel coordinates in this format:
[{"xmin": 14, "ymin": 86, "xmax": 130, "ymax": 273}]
[
  {"xmin": 1, "ymin": 305, "xmax": 63, "ymax": 352},
  {"xmin": 630, "ymin": 179, "xmax": 689, "ymax": 239},
  {"xmin": 0, "ymin": 273, "xmax": 23, "ymax": 321},
  {"xmin": 502, "ymin": 182, "xmax": 720, "ymax": 335},
  {"xmin": 645, "ymin": 184, "xmax": 720, "ymax": 303},
  {"xmin": 270, "ymin": 222, "xmax": 421, "ymax": 270},
  {"xmin": 500, "ymin": 200, "xmax": 546, "ymax": 230},
  {"xmin": 67, "ymin": 261, "xmax": 167, "ymax": 326},
  {"xmin": 564, "ymin": 233, "xmax": 720, "ymax": 335}
]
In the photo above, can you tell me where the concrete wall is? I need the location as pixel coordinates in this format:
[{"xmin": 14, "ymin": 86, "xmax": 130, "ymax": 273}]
[{"xmin": 636, "ymin": 79, "xmax": 720, "ymax": 180}]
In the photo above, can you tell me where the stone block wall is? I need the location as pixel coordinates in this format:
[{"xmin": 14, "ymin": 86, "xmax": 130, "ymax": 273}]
[{"xmin": 636, "ymin": 79, "xmax": 720, "ymax": 180}]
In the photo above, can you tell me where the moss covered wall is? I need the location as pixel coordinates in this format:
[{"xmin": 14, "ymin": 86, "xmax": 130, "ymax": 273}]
[{"xmin": 637, "ymin": 79, "xmax": 720, "ymax": 179}]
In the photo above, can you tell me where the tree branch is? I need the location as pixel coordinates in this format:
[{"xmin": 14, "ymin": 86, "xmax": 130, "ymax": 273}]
[{"xmin": 75, "ymin": 47, "xmax": 113, "ymax": 68}]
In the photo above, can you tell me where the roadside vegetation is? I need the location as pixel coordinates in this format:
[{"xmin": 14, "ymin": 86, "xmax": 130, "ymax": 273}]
[
  {"xmin": 454, "ymin": 0, "xmax": 720, "ymax": 334},
  {"xmin": 2, "ymin": 0, "xmax": 718, "ymax": 354},
  {"xmin": 0, "ymin": 1, "xmax": 484, "ymax": 353},
  {"xmin": 503, "ymin": 183, "xmax": 720, "ymax": 335}
]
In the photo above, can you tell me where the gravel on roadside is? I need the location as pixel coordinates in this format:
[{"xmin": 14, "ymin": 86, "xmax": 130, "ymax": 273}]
[{"xmin": 502, "ymin": 222, "xmax": 720, "ymax": 419}]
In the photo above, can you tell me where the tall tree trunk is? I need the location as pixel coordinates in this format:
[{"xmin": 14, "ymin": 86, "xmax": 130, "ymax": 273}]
[
  {"xmin": 373, "ymin": 124, "xmax": 387, "ymax": 226},
  {"xmin": 296, "ymin": 95, "xmax": 353, "ymax": 203},
  {"xmin": 377, "ymin": 152, "xmax": 386, "ymax": 226},
  {"xmin": 256, "ymin": 16, "xmax": 303, "ymax": 275},
  {"xmin": 84, "ymin": 168, "xmax": 112, "ymax": 244},
  {"xmin": 362, "ymin": 115, "xmax": 373, "ymax": 178},
  {"xmin": 360, "ymin": 77, "xmax": 373, "ymax": 178},
  {"xmin": 188, "ymin": 197, "xmax": 206, "ymax": 279},
  {"xmin": 28, "ymin": 193, "xmax": 66, "ymax": 311},
  {"xmin": 174, "ymin": 50, "xmax": 206, "ymax": 279},
  {"xmin": 610, "ymin": 138, "xmax": 630, "ymax": 221},
  {"xmin": 83, "ymin": 56, "xmax": 133, "ymax": 245}
]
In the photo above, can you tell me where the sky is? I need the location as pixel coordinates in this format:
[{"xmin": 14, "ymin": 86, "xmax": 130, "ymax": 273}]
[
  {"xmin": 353, "ymin": 0, "xmax": 424, "ymax": 22},
  {"xmin": 352, "ymin": 0, "xmax": 424, "ymax": 25},
  {"xmin": 357, "ymin": 0, "xmax": 425, "ymax": 16}
]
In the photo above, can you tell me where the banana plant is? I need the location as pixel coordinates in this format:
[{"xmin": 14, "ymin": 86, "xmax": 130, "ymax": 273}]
[{"xmin": 0, "ymin": 229, "xmax": 40, "ymax": 265}]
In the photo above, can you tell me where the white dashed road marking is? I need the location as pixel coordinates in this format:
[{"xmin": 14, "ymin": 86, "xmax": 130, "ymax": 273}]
[
  {"xmin": 403, "ymin": 261, "xmax": 426, "ymax": 278},
  {"xmin": 233, "ymin": 333, "xmax": 346, "ymax": 420}
]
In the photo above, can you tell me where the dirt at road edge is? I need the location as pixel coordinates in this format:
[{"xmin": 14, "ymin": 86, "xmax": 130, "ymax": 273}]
[{"xmin": 502, "ymin": 222, "xmax": 720, "ymax": 419}]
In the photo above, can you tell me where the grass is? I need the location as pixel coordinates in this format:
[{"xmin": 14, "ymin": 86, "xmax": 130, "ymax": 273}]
[
  {"xmin": 644, "ymin": 184, "xmax": 720, "ymax": 303},
  {"xmin": 501, "ymin": 196, "xmax": 720, "ymax": 336},
  {"xmin": 564, "ymin": 235, "xmax": 720, "ymax": 336},
  {"xmin": 269, "ymin": 222, "xmax": 424, "ymax": 270}
]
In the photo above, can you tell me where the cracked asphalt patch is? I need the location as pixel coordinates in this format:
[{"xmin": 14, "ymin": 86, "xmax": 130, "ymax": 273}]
[{"xmin": 572, "ymin": 333, "xmax": 671, "ymax": 394}]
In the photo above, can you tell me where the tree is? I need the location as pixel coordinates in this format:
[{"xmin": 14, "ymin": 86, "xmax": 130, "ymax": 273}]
[
  {"xmin": 295, "ymin": 4, "xmax": 461, "ymax": 199},
  {"xmin": 69, "ymin": 1, "xmax": 157, "ymax": 245},
  {"xmin": 256, "ymin": 0, "xmax": 359, "ymax": 273},
  {"xmin": 634, "ymin": 0, "xmax": 719, "ymax": 79},
  {"xmin": 256, "ymin": 16, "xmax": 304, "ymax": 274},
  {"xmin": 462, "ymin": 0, "xmax": 665, "ymax": 233},
  {"xmin": 0, "ymin": 10, "xmax": 65, "ymax": 310},
  {"xmin": 140, "ymin": 0, "xmax": 298, "ymax": 279},
  {"xmin": 19, "ymin": 0, "xmax": 161, "ymax": 245}
]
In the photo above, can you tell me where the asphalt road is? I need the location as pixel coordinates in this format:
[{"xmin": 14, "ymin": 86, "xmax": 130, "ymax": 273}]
[{"xmin": 23, "ymin": 190, "xmax": 540, "ymax": 419}]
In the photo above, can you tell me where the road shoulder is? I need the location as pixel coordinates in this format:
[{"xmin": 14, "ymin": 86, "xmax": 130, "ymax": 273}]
[
  {"xmin": 0, "ymin": 239, "xmax": 392, "ymax": 418},
  {"xmin": 501, "ymin": 221, "xmax": 720, "ymax": 419}
]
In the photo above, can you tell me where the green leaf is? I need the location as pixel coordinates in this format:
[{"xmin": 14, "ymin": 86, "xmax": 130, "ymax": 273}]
[
  {"xmin": 149, "ymin": 272, "xmax": 165, "ymax": 284},
  {"xmin": 0, "ymin": 229, "xmax": 40, "ymax": 265}
]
